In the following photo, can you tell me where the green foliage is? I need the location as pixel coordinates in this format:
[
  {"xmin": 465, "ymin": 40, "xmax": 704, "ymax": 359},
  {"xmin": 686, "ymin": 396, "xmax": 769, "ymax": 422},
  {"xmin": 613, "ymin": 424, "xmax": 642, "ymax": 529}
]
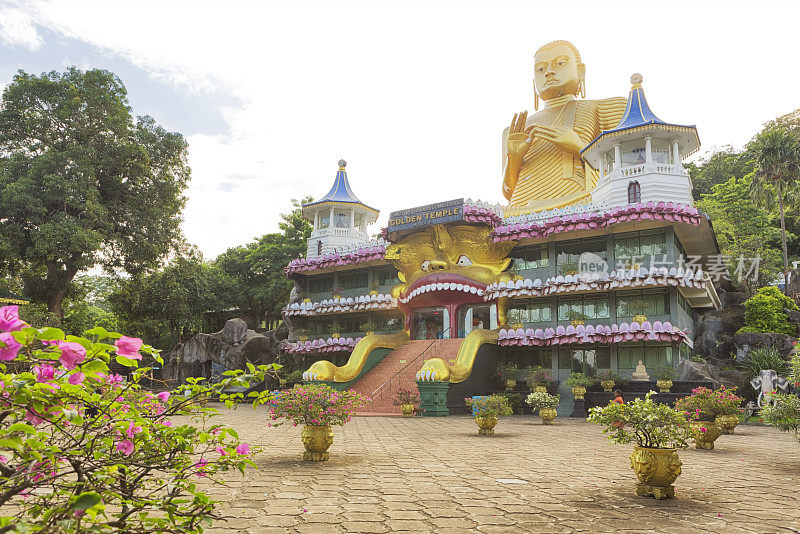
[
  {"xmin": 566, "ymin": 372, "xmax": 591, "ymax": 387},
  {"xmin": 739, "ymin": 286, "xmax": 799, "ymax": 335},
  {"xmin": 496, "ymin": 392, "xmax": 525, "ymax": 412},
  {"xmin": 760, "ymin": 392, "xmax": 800, "ymax": 444},
  {"xmin": 359, "ymin": 321, "xmax": 379, "ymax": 333},
  {"xmin": 739, "ymin": 346, "xmax": 790, "ymax": 383},
  {"xmin": 597, "ymin": 369, "xmax": 620, "ymax": 383},
  {"xmin": 0, "ymin": 68, "xmax": 190, "ymax": 319},
  {"xmin": 526, "ymin": 390, "xmax": 560, "ymax": 411},
  {"xmin": 675, "ymin": 386, "xmax": 744, "ymax": 420},
  {"xmin": 655, "ymin": 367, "xmax": 677, "ymax": 381},
  {"xmin": 589, "ymin": 392, "xmax": 693, "ymax": 449},
  {"xmin": 523, "ymin": 365, "xmax": 553, "ymax": 387},
  {"xmin": 495, "ymin": 362, "xmax": 518, "ymax": 381},
  {"xmin": 566, "ymin": 310, "xmax": 589, "ymax": 322},
  {"xmin": 392, "ymin": 387, "xmax": 420, "ymax": 406},
  {"xmin": 687, "ymin": 146, "xmax": 755, "ymax": 199},
  {"xmin": 465, "ymin": 394, "xmax": 513, "ymax": 417},
  {"xmin": 265, "ymin": 384, "xmax": 371, "ymax": 427}
]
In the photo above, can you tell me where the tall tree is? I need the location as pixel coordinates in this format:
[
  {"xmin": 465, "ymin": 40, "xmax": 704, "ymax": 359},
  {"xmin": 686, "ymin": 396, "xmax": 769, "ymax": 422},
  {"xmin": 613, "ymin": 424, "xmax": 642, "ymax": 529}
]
[
  {"xmin": 749, "ymin": 128, "xmax": 800, "ymax": 294},
  {"xmin": 0, "ymin": 68, "xmax": 190, "ymax": 319}
]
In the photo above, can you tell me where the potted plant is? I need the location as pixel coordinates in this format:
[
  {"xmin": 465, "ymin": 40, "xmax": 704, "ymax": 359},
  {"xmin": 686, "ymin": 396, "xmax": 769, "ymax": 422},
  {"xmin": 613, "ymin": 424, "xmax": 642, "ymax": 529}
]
[
  {"xmin": 369, "ymin": 281, "xmax": 380, "ymax": 296},
  {"xmin": 525, "ymin": 365, "xmax": 553, "ymax": 393},
  {"xmin": 465, "ymin": 395, "xmax": 513, "ymax": 435},
  {"xmin": 498, "ymin": 392, "xmax": 525, "ymax": 415},
  {"xmin": 675, "ymin": 387, "xmax": 730, "ymax": 450},
  {"xmin": 393, "ymin": 387, "xmax": 421, "ymax": 417},
  {"xmin": 496, "ymin": 362, "xmax": 519, "ymax": 391},
  {"xmin": 526, "ymin": 391, "xmax": 560, "ymax": 425},
  {"xmin": 655, "ymin": 367, "xmax": 677, "ymax": 393},
  {"xmin": 293, "ymin": 328, "xmax": 310, "ymax": 342},
  {"xmin": 712, "ymin": 386, "xmax": 745, "ymax": 434},
  {"xmin": 566, "ymin": 372, "xmax": 591, "ymax": 400},
  {"xmin": 560, "ymin": 261, "xmax": 579, "ymax": 276},
  {"xmin": 327, "ymin": 322, "xmax": 342, "ymax": 339},
  {"xmin": 567, "ymin": 310, "xmax": 589, "ymax": 326},
  {"xmin": 627, "ymin": 298, "xmax": 650, "ymax": 323},
  {"xmin": 331, "ymin": 286, "xmax": 343, "ymax": 300},
  {"xmin": 359, "ymin": 320, "xmax": 379, "ymax": 336},
  {"xmin": 589, "ymin": 392, "xmax": 692, "ymax": 499},
  {"xmin": 598, "ymin": 369, "xmax": 619, "ymax": 392},
  {"xmin": 265, "ymin": 384, "xmax": 370, "ymax": 461}
]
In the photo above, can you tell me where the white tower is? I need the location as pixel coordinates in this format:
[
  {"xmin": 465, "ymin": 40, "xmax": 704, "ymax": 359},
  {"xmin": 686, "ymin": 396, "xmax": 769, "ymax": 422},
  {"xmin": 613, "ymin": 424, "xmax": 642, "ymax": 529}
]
[
  {"xmin": 301, "ymin": 160, "xmax": 379, "ymax": 258},
  {"xmin": 582, "ymin": 74, "xmax": 700, "ymax": 209}
]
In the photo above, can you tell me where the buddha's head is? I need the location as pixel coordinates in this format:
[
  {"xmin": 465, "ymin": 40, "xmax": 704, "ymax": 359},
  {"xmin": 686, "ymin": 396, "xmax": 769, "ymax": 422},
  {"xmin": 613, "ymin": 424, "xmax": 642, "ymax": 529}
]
[{"xmin": 533, "ymin": 40, "xmax": 585, "ymax": 102}]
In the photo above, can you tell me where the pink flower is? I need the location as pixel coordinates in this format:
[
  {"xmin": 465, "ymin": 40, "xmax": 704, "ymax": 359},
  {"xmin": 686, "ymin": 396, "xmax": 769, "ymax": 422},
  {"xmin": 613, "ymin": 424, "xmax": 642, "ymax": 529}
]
[
  {"xmin": 116, "ymin": 440, "xmax": 134, "ymax": 456},
  {"xmin": 126, "ymin": 421, "xmax": 142, "ymax": 438},
  {"xmin": 236, "ymin": 443, "xmax": 250, "ymax": 455},
  {"xmin": 0, "ymin": 332, "xmax": 22, "ymax": 361},
  {"xmin": 157, "ymin": 391, "xmax": 170, "ymax": 402},
  {"xmin": 58, "ymin": 342, "xmax": 86, "ymax": 370},
  {"xmin": 0, "ymin": 306, "xmax": 27, "ymax": 332},
  {"xmin": 35, "ymin": 365, "xmax": 55, "ymax": 383},
  {"xmin": 68, "ymin": 372, "xmax": 85, "ymax": 385},
  {"xmin": 115, "ymin": 336, "xmax": 143, "ymax": 360},
  {"xmin": 0, "ymin": 454, "xmax": 8, "ymax": 464},
  {"xmin": 106, "ymin": 374, "xmax": 124, "ymax": 385},
  {"xmin": 215, "ymin": 447, "xmax": 226, "ymax": 455},
  {"xmin": 25, "ymin": 409, "xmax": 45, "ymax": 426},
  {"xmin": 160, "ymin": 420, "xmax": 172, "ymax": 427}
]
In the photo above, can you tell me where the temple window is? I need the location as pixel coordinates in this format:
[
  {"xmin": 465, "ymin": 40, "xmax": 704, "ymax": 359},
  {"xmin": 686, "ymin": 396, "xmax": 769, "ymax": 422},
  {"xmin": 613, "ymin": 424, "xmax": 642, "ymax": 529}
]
[
  {"xmin": 556, "ymin": 237, "xmax": 607, "ymax": 273},
  {"xmin": 502, "ymin": 347, "xmax": 551, "ymax": 369},
  {"xmin": 616, "ymin": 289, "xmax": 669, "ymax": 317},
  {"xmin": 318, "ymin": 213, "xmax": 330, "ymax": 229},
  {"xmin": 308, "ymin": 275, "xmax": 333, "ymax": 295},
  {"xmin": 558, "ymin": 347, "xmax": 611, "ymax": 374},
  {"xmin": 627, "ymin": 180, "xmax": 641, "ymax": 203},
  {"xmin": 614, "ymin": 229, "xmax": 665, "ymax": 259},
  {"xmin": 376, "ymin": 267, "xmax": 401, "ymax": 287},
  {"xmin": 508, "ymin": 300, "xmax": 551, "ymax": 324},
  {"xmin": 511, "ymin": 246, "xmax": 549, "ymax": 270},
  {"xmin": 557, "ymin": 294, "xmax": 610, "ymax": 321},
  {"xmin": 651, "ymin": 138, "xmax": 672, "ymax": 163},
  {"xmin": 338, "ymin": 269, "xmax": 369, "ymax": 291},
  {"xmin": 620, "ymin": 140, "xmax": 646, "ymax": 166},
  {"xmin": 353, "ymin": 212, "xmax": 364, "ymax": 231},
  {"xmin": 618, "ymin": 344, "xmax": 674, "ymax": 371},
  {"xmin": 334, "ymin": 210, "xmax": 350, "ymax": 228},
  {"xmin": 317, "ymin": 241, "xmax": 322, "ymax": 255}
]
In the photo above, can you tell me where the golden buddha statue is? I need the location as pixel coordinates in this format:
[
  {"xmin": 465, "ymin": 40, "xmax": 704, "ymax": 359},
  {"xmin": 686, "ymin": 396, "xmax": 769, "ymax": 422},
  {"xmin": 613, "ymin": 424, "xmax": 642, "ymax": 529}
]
[{"xmin": 503, "ymin": 40, "xmax": 627, "ymax": 211}]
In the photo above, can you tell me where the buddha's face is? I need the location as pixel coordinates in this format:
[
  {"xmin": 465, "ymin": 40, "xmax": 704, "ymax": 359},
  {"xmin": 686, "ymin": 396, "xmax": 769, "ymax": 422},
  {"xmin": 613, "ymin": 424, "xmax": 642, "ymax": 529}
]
[{"xmin": 533, "ymin": 44, "xmax": 582, "ymax": 101}]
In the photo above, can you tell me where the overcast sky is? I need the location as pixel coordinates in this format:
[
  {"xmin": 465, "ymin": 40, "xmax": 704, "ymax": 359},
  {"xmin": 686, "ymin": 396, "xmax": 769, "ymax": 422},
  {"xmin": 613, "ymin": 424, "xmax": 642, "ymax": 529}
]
[{"xmin": 2, "ymin": 0, "xmax": 799, "ymax": 259}]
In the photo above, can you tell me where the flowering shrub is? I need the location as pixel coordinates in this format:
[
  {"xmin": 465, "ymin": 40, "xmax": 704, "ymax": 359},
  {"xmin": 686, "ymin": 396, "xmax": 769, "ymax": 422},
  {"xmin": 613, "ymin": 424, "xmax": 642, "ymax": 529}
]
[
  {"xmin": 265, "ymin": 384, "xmax": 371, "ymax": 427},
  {"xmin": 597, "ymin": 369, "xmax": 620, "ymax": 383},
  {"xmin": 526, "ymin": 390, "xmax": 560, "ymax": 411},
  {"xmin": 589, "ymin": 391, "xmax": 693, "ymax": 449},
  {"xmin": 465, "ymin": 394, "xmax": 513, "ymax": 417},
  {"xmin": 524, "ymin": 365, "xmax": 553, "ymax": 387},
  {"xmin": 761, "ymin": 391, "xmax": 800, "ymax": 444},
  {"xmin": 0, "ymin": 305, "xmax": 273, "ymax": 532},
  {"xmin": 675, "ymin": 386, "xmax": 744, "ymax": 420},
  {"xmin": 495, "ymin": 362, "xmax": 518, "ymax": 381},
  {"xmin": 392, "ymin": 387, "xmax": 420, "ymax": 406}
]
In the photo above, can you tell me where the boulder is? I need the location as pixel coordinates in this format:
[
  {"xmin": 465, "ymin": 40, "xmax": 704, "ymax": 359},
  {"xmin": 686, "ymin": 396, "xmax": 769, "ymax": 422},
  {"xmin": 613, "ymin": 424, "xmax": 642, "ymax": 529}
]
[
  {"xmin": 732, "ymin": 332, "xmax": 797, "ymax": 362},
  {"xmin": 678, "ymin": 359, "xmax": 743, "ymax": 389},
  {"xmin": 693, "ymin": 290, "xmax": 747, "ymax": 362},
  {"xmin": 221, "ymin": 318, "xmax": 249, "ymax": 345}
]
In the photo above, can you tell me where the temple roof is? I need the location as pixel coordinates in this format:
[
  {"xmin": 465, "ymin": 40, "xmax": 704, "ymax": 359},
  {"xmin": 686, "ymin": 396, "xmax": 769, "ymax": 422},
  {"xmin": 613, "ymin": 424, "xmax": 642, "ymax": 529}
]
[{"xmin": 302, "ymin": 160, "xmax": 378, "ymax": 218}]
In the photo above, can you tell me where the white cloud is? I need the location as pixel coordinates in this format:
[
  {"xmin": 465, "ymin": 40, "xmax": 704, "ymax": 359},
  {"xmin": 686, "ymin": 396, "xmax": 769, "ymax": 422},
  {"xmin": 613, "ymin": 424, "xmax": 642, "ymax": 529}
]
[
  {"xmin": 0, "ymin": 1, "xmax": 43, "ymax": 50},
  {"xmin": 3, "ymin": 0, "xmax": 800, "ymax": 258}
]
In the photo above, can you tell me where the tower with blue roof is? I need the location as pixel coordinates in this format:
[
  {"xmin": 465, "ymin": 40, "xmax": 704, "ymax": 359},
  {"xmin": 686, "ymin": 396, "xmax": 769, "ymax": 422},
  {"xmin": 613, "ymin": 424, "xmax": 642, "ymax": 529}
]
[
  {"xmin": 582, "ymin": 73, "xmax": 700, "ymax": 208},
  {"xmin": 302, "ymin": 160, "xmax": 379, "ymax": 258}
]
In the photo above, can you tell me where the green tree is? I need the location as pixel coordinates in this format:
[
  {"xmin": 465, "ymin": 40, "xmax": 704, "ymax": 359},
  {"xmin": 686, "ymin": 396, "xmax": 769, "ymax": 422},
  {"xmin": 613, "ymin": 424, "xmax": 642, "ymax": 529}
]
[
  {"xmin": 0, "ymin": 68, "xmax": 190, "ymax": 320},
  {"xmin": 748, "ymin": 128, "xmax": 800, "ymax": 294},
  {"xmin": 739, "ymin": 286, "xmax": 799, "ymax": 335},
  {"xmin": 687, "ymin": 146, "xmax": 754, "ymax": 199}
]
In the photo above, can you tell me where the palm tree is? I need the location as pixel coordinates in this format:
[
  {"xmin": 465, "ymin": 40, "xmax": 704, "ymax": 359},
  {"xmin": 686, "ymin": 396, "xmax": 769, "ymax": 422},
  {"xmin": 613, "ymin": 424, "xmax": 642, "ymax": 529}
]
[{"xmin": 750, "ymin": 128, "xmax": 800, "ymax": 295}]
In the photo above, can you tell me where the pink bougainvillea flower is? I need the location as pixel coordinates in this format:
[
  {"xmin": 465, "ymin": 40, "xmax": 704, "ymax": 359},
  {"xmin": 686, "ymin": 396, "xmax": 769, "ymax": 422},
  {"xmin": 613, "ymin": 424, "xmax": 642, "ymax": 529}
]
[
  {"xmin": 25, "ymin": 409, "xmax": 45, "ymax": 426},
  {"xmin": 157, "ymin": 391, "xmax": 170, "ymax": 402},
  {"xmin": 215, "ymin": 447, "xmax": 226, "ymax": 456},
  {"xmin": 195, "ymin": 458, "xmax": 209, "ymax": 477},
  {"xmin": 236, "ymin": 443, "xmax": 250, "ymax": 455},
  {"xmin": 0, "ymin": 306, "xmax": 27, "ymax": 332},
  {"xmin": 160, "ymin": 420, "xmax": 172, "ymax": 427},
  {"xmin": 126, "ymin": 421, "xmax": 142, "ymax": 438},
  {"xmin": 0, "ymin": 454, "xmax": 8, "ymax": 464},
  {"xmin": 35, "ymin": 365, "xmax": 56, "ymax": 383},
  {"xmin": 68, "ymin": 372, "xmax": 85, "ymax": 385},
  {"xmin": 115, "ymin": 336, "xmax": 143, "ymax": 360},
  {"xmin": 0, "ymin": 332, "xmax": 22, "ymax": 361},
  {"xmin": 58, "ymin": 342, "xmax": 86, "ymax": 370},
  {"xmin": 116, "ymin": 440, "xmax": 135, "ymax": 456}
]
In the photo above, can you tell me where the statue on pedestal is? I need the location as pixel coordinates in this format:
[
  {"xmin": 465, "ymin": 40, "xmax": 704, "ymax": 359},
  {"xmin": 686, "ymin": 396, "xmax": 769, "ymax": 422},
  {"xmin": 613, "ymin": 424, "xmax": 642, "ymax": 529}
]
[
  {"xmin": 503, "ymin": 40, "xmax": 627, "ymax": 212},
  {"xmin": 631, "ymin": 360, "xmax": 650, "ymax": 381}
]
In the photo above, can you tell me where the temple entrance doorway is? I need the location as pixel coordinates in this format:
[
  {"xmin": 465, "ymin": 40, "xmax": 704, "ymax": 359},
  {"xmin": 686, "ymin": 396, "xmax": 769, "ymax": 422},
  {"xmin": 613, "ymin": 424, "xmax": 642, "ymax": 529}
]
[
  {"xmin": 457, "ymin": 305, "xmax": 491, "ymax": 338},
  {"xmin": 412, "ymin": 308, "xmax": 448, "ymax": 340}
]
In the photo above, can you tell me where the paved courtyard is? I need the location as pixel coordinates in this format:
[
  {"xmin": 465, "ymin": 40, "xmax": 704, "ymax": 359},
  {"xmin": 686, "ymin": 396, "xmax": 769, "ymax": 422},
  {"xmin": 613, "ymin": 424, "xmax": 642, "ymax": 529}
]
[{"xmin": 198, "ymin": 405, "xmax": 800, "ymax": 533}]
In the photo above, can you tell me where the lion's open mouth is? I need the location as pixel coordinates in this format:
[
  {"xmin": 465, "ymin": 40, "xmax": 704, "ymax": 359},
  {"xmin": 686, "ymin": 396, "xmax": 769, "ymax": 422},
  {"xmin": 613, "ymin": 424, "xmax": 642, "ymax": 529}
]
[{"xmin": 400, "ymin": 272, "xmax": 487, "ymax": 304}]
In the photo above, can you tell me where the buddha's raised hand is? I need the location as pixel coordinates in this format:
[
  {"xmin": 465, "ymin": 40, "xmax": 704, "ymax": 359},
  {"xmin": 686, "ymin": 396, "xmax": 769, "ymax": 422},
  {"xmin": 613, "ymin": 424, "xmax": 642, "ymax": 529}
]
[
  {"xmin": 506, "ymin": 111, "xmax": 536, "ymax": 159},
  {"xmin": 532, "ymin": 123, "xmax": 582, "ymax": 156}
]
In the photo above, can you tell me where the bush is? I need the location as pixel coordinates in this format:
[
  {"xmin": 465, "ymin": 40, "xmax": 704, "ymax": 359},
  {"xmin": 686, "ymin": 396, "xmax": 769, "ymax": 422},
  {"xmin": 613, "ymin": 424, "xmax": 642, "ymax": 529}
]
[
  {"xmin": 526, "ymin": 391, "xmax": 560, "ymax": 411},
  {"xmin": 496, "ymin": 362, "xmax": 518, "ymax": 381},
  {"xmin": 465, "ymin": 394, "xmax": 513, "ymax": 417},
  {"xmin": 392, "ymin": 387, "xmax": 420, "ymax": 406},
  {"xmin": 524, "ymin": 365, "xmax": 554, "ymax": 387},
  {"xmin": 0, "ymin": 305, "xmax": 269, "ymax": 532},
  {"xmin": 589, "ymin": 392, "xmax": 693, "ymax": 449},
  {"xmin": 761, "ymin": 392, "xmax": 800, "ymax": 444},
  {"xmin": 265, "ymin": 384, "xmax": 370, "ymax": 427},
  {"xmin": 655, "ymin": 367, "xmax": 677, "ymax": 381},
  {"xmin": 566, "ymin": 372, "xmax": 591, "ymax": 387},
  {"xmin": 740, "ymin": 346, "xmax": 790, "ymax": 383},
  {"xmin": 675, "ymin": 386, "xmax": 744, "ymax": 420},
  {"xmin": 597, "ymin": 369, "xmax": 620, "ymax": 383},
  {"xmin": 738, "ymin": 286, "xmax": 799, "ymax": 335},
  {"xmin": 497, "ymin": 392, "xmax": 525, "ymax": 413}
]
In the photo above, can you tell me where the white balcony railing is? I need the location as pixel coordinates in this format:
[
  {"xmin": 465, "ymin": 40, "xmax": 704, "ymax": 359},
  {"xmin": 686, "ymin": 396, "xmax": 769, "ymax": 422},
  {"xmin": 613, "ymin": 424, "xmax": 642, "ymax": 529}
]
[{"xmin": 310, "ymin": 227, "xmax": 369, "ymax": 240}]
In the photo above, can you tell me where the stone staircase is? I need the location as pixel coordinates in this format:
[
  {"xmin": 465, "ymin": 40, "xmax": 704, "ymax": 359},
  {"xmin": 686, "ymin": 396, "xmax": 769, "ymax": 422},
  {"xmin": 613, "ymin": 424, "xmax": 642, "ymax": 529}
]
[{"xmin": 350, "ymin": 338, "xmax": 464, "ymax": 416}]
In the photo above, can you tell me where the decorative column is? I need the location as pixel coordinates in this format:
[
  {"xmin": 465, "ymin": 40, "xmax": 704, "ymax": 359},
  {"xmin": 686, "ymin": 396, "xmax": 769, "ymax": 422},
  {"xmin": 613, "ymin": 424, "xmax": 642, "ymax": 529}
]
[
  {"xmin": 645, "ymin": 137, "xmax": 653, "ymax": 163},
  {"xmin": 672, "ymin": 139, "xmax": 680, "ymax": 165},
  {"xmin": 350, "ymin": 209, "xmax": 355, "ymax": 229},
  {"xmin": 613, "ymin": 144, "xmax": 621, "ymax": 170},
  {"xmin": 329, "ymin": 206, "xmax": 335, "ymax": 229},
  {"xmin": 314, "ymin": 211, "xmax": 319, "ymax": 230}
]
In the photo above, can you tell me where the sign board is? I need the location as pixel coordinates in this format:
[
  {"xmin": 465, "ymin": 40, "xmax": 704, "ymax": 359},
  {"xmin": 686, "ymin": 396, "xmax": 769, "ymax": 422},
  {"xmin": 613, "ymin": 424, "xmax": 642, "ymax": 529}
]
[{"xmin": 388, "ymin": 198, "xmax": 464, "ymax": 234}]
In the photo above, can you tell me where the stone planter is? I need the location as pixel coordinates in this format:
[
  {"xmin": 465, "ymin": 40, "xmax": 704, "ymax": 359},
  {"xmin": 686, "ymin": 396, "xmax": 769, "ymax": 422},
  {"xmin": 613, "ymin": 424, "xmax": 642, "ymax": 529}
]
[
  {"xmin": 656, "ymin": 380, "xmax": 673, "ymax": 393},
  {"xmin": 474, "ymin": 415, "xmax": 498, "ymax": 435},
  {"xmin": 716, "ymin": 414, "xmax": 739, "ymax": 434},
  {"xmin": 630, "ymin": 446, "xmax": 682, "ymax": 499},
  {"xmin": 505, "ymin": 379, "xmax": 517, "ymax": 391},
  {"xmin": 601, "ymin": 380, "xmax": 615, "ymax": 392},
  {"xmin": 539, "ymin": 407, "xmax": 557, "ymax": 425},
  {"xmin": 691, "ymin": 421, "xmax": 722, "ymax": 450},
  {"xmin": 571, "ymin": 386, "xmax": 587, "ymax": 400},
  {"xmin": 301, "ymin": 425, "xmax": 334, "ymax": 462},
  {"xmin": 400, "ymin": 403, "xmax": 415, "ymax": 418}
]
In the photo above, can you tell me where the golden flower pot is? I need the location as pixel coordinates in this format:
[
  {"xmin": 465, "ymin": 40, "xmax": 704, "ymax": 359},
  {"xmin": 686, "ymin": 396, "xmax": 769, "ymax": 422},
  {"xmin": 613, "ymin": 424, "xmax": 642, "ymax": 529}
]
[
  {"xmin": 301, "ymin": 425, "xmax": 334, "ymax": 462},
  {"xmin": 630, "ymin": 446, "xmax": 681, "ymax": 499},
  {"xmin": 633, "ymin": 314, "xmax": 648, "ymax": 324},
  {"xmin": 656, "ymin": 380, "xmax": 672, "ymax": 393},
  {"xmin": 474, "ymin": 415, "xmax": 497, "ymax": 436},
  {"xmin": 571, "ymin": 386, "xmax": 586, "ymax": 400},
  {"xmin": 691, "ymin": 421, "xmax": 722, "ymax": 450},
  {"xmin": 601, "ymin": 380, "xmax": 615, "ymax": 392},
  {"xmin": 505, "ymin": 379, "xmax": 516, "ymax": 391},
  {"xmin": 534, "ymin": 385, "xmax": 547, "ymax": 394},
  {"xmin": 539, "ymin": 407, "xmax": 557, "ymax": 425},
  {"xmin": 715, "ymin": 414, "xmax": 739, "ymax": 435},
  {"xmin": 400, "ymin": 403, "xmax": 415, "ymax": 418}
]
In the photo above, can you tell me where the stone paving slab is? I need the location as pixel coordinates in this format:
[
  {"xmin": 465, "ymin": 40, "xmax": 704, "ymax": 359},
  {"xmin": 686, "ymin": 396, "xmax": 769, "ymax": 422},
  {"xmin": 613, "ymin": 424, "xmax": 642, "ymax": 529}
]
[{"xmin": 195, "ymin": 406, "xmax": 800, "ymax": 533}]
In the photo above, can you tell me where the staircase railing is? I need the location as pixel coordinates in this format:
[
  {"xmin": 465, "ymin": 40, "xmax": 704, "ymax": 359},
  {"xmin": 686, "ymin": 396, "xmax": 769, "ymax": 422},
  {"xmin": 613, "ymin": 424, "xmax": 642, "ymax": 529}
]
[{"xmin": 370, "ymin": 328, "xmax": 452, "ymax": 404}]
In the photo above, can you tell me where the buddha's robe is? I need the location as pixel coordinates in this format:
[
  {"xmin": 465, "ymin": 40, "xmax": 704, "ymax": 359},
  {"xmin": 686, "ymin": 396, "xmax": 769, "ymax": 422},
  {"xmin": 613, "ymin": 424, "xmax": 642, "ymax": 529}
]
[{"xmin": 508, "ymin": 97, "xmax": 627, "ymax": 209}]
